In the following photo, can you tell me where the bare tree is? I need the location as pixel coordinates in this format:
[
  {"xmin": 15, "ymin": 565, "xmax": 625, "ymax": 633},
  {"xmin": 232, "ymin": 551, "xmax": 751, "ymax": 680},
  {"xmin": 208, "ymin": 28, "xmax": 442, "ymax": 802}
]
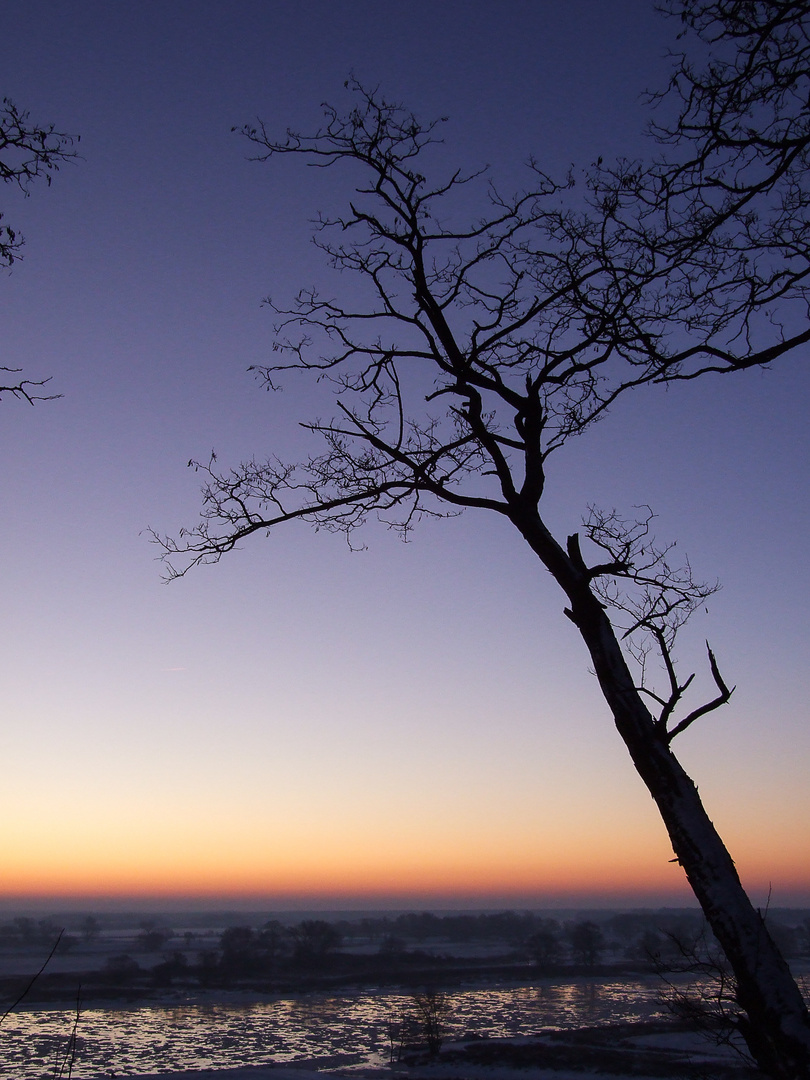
[
  {"xmin": 156, "ymin": 5, "xmax": 810, "ymax": 1075},
  {"xmin": 291, "ymin": 918, "xmax": 342, "ymax": 965},
  {"xmin": 525, "ymin": 918, "xmax": 563, "ymax": 971},
  {"xmin": 0, "ymin": 96, "xmax": 77, "ymax": 404},
  {"xmin": 79, "ymin": 915, "xmax": 100, "ymax": 945},
  {"xmin": 567, "ymin": 920, "xmax": 606, "ymax": 969},
  {"xmin": 410, "ymin": 990, "xmax": 451, "ymax": 1058},
  {"xmin": 657, "ymin": 923, "xmax": 756, "ymax": 1066}
]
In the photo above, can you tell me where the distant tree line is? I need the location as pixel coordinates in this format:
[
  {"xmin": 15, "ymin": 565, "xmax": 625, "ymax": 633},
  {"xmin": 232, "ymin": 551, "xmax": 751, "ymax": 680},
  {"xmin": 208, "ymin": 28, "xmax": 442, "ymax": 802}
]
[
  {"xmin": 0, "ymin": 917, "xmax": 76, "ymax": 953},
  {"xmin": 96, "ymin": 917, "xmax": 345, "ymax": 987},
  {"xmin": 361, "ymin": 910, "xmax": 540, "ymax": 945},
  {"xmin": 9, "ymin": 909, "xmax": 808, "ymax": 1000},
  {"xmin": 77, "ymin": 909, "xmax": 810, "ymax": 991}
]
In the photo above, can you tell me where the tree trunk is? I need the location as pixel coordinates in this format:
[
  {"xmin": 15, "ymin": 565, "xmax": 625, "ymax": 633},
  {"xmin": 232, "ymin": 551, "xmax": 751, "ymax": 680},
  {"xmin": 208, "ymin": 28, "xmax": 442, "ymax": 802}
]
[
  {"xmin": 572, "ymin": 590, "xmax": 810, "ymax": 1079},
  {"xmin": 516, "ymin": 512, "xmax": 810, "ymax": 1078}
]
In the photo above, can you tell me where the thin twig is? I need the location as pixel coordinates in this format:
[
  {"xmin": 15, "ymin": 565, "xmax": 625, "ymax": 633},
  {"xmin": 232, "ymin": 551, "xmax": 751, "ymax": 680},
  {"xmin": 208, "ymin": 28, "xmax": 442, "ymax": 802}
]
[{"xmin": 0, "ymin": 930, "xmax": 64, "ymax": 1026}]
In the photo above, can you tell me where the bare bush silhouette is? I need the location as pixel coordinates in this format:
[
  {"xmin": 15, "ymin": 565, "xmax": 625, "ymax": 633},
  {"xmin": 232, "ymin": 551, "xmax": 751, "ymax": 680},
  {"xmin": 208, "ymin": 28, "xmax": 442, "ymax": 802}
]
[{"xmin": 411, "ymin": 990, "xmax": 452, "ymax": 1058}]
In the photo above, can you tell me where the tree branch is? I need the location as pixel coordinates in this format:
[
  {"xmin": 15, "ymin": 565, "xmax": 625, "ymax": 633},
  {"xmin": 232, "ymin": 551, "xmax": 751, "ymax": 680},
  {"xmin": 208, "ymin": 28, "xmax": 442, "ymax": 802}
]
[{"xmin": 665, "ymin": 641, "xmax": 735, "ymax": 741}]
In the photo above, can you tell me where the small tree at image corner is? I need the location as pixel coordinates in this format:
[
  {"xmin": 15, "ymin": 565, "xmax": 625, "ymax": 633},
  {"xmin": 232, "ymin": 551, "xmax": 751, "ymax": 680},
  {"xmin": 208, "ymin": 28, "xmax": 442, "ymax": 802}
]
[{"xmin": 0, "ymin": 97, "xmax": 77, "ymax": 405}]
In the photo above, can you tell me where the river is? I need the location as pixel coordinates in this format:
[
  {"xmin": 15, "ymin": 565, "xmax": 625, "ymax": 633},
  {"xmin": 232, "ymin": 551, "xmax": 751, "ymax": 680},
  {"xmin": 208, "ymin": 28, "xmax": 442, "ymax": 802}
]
[{"xmin": 0, "ymin": 974, "xmax": 690, "ymax": 1078}]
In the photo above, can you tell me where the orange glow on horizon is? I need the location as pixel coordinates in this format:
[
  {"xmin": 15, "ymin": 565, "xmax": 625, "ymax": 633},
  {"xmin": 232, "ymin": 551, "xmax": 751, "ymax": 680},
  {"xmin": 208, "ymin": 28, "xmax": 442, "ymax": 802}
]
[
  {"xmin": 2, "ymin": 843, "xmax": 806, "ymax": 906},
  {"xmin": 5, "ymin": 775, "xmax": 808, "ymax": 907},
  {"xmin": 0, "ymin": 827, "xmax": 681, "ymax": 898}
]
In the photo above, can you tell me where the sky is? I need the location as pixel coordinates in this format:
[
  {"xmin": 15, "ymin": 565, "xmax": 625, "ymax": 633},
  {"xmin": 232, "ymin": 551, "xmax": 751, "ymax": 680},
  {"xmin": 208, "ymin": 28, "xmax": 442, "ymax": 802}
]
[{"xmin": 1, "ymin": 1, "xmax": 808, "ymax": 912}]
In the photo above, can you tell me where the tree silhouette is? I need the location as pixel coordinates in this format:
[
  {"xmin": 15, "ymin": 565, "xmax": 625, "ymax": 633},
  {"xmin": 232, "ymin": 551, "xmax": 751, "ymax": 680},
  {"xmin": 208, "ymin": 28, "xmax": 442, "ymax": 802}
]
[
  {"xmin": 157, "ymin": 4, "xmax": 810, "ymax": 1075},
  {"xmin": 0, "ymin": 96, "xmax": 77, "ymax": 404},
  {"xmin": 410, "ymin": 990, "xmax": 451, "ymax": 1057},
  {"xmin": 526, "ymin": 919, "xmax": 563, "ymax": 971},
  {"xmin": 567, "ymin": 920, "xmax": 606, "ymax": 968},
  {"xmin": 291, "ymin": 919, "xmax": 342, "ymax": 966}
]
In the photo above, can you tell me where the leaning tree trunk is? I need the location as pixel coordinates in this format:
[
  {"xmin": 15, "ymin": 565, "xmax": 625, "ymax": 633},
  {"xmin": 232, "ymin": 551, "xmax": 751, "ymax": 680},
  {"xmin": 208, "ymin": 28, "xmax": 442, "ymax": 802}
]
[
  {"xmin": 572, "ymin": 591, "xmax": 810, "ymax": 1079},
  {"xmin": 518, "ymin": 513, "xmax": 810, "ymax": 1079}
]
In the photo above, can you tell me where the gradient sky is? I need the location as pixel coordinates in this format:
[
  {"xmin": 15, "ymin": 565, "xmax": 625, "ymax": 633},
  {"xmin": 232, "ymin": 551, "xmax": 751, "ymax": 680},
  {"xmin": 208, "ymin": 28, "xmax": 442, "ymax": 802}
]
[{"xmin": 2, "ymin": 1, "xmax": 808, "ymax": 910}]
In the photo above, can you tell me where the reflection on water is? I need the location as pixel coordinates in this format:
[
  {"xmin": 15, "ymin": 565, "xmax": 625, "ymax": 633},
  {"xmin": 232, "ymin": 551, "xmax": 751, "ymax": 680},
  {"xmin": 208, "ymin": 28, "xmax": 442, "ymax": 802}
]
[{"xmin": 1, "ymin": 976, "xmax": 674, "ymax": 1078}]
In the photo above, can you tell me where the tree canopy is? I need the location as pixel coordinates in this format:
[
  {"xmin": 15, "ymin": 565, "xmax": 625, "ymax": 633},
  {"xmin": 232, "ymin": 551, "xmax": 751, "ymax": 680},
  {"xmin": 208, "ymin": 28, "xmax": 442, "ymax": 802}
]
[
  {"xmin": 158, "ymin": 4, "xmax": 810, "ymax": 1075},
  {"xmin": 0, "ymin": 96, "xmax": 77, "ymax": 404}
]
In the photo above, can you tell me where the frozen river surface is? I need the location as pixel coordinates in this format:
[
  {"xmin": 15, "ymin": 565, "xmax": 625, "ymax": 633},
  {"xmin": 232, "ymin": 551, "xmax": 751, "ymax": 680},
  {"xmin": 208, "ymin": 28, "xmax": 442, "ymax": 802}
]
[{"xmin": 1, "ymin": 976, "xmax": 692, "ymax": 1078}]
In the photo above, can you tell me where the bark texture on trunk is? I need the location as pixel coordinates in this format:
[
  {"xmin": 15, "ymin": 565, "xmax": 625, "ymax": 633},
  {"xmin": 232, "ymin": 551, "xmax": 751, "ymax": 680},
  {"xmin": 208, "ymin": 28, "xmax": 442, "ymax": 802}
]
[{"xmin": 516, "ymin": 512, "xmax": 810, "ymax": 1079}]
